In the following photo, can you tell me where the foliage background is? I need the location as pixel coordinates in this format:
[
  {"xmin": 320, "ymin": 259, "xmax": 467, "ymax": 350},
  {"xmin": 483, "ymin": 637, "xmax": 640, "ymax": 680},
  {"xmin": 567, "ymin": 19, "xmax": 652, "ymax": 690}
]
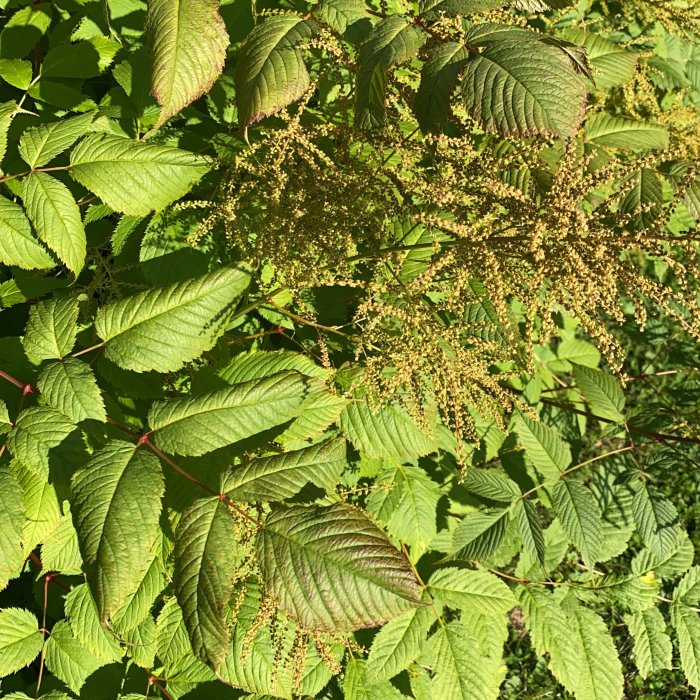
[{"xmin": 0, "ymin": 0, "xmax": 699, "ymax": 699}]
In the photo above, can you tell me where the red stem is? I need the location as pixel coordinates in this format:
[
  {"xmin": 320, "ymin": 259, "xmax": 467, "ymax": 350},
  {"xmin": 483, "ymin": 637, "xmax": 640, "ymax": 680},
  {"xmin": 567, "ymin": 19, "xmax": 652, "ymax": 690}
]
[{"xmin": 0, "ymin": 369, "xmax": 25, "ymax": 390}]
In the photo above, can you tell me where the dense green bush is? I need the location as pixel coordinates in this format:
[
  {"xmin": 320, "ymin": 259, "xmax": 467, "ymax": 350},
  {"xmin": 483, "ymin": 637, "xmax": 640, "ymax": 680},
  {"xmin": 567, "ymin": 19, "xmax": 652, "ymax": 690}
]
[{"xmin": 0, "ymin": 0, "xmax": 699, "ymax": 698}]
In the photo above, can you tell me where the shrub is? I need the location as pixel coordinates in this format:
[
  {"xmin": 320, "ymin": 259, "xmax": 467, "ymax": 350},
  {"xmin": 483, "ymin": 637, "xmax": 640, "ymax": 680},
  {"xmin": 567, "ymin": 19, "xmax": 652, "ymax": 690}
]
[{"xmin": 0, "ymin": 0, "xmax": 699, "ymax": 698}]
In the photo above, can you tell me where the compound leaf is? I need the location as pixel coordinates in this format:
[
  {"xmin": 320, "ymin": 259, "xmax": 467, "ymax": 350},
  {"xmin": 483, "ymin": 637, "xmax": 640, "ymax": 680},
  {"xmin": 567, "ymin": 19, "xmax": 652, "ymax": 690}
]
[
  {"xmin": 514, "ymin": 412, "xmax": 571, "ymax": 480},
  {"xmin": 632, "ymin": 483, "xmax": 679, "ymax": 560},
  {"xmin": 44, "ymin": 620, "xmax": 106, "ymax": 694},
  {"xmin": 450, "ymin": 509, "xmax": 509, "ymax": 561},
  {"xmin": 8, "ymin": 406, "xmax": 76, "ymax": 478},
  {"xmin": 18, "ymin": 112, "xmax": 96, "ymax": 168},
  {"xmin": 355, "ymin": 17, "xmax": 427, "ymax": 130},
  {"xmin": 365, "ymin": 603, "xmax": 433, "ymax": 682},
  {"xmin": 672, "ymin": 603, "xmax": 700, "ymax": 691},
  {"xmin": 340, "ymin": 400, "xmax": 435, "ymax": 463},
  {"xmin": 462, "ymin": 27, "xmax": 586, "ymax": 138},
  {"xmin": 0, "ymin": 466, "xmax": 25, "ymax": 590}
]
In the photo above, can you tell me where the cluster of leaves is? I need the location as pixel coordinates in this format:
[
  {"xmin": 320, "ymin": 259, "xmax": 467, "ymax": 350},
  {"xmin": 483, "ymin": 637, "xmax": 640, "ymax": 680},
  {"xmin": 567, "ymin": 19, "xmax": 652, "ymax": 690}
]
[{"xmin": 0, "ymin": 0, "xmax": 699, "ymax": 699}]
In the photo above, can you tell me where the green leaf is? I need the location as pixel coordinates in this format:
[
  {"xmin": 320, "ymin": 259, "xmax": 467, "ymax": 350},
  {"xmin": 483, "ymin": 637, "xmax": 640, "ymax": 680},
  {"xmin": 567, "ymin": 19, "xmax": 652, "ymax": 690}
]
[
  {"xmin": 64, "ymin": 584, "xmax": 123, "ymax": 662},
  {"xmin": 15, "ymin": 463, "xmax": 61, "ymax": 555},
  {"xmin": 111, "ymin": 554, "xmax": 165, "ymax": 634},
  {"xmin": 672, "ymin": 603, "xmax": 700, "ymax": 690},
  {"xmin": 0, "ymin": 4, "xmax": 53, "ymax": 60},
  {"xmin": 428, "ymin": 567, "xmax": 515, "ymax": 616},
  {"xmin": 369, "ymin": 465, "xmax": 441, "ymax": 557},
  {"xmin": 8, "ymin": 406, "xmax": 77, "ymax": 478},
  {"xmin": 632, "ymin": 483, "xmax": 679, "ymax": 559},
  {"xmin": 552, "ymin": 478, "xmax": 602, "ymax": 566},
  {"xmin": 69, "ymin": 134, "xmax": 210, "ymax": 215},
  {"xmin": 414, "ymin": 42, "xmax": 469, "ymax": 134},
  {"xmin": 210, "ymin": 348, "xmax": 329, "ymax": 386},
  {"xmin": 95, "ymin": 265, "xmax": 251, "ymax": 373},
  {"xmin": 585, "ymin": 113, "xmax": 669, "ymax": 151},
  {"xmin": 219, "ymin": 580, "xmax": 339, "ymax": 697},
  {"xmin": 71, "ymin": 441, "xmax": 164, "ymax": 621},
  {"xmin": 44, "ymin": 620, "xmax": 106, "ymax": 694},
  {"xmin": 514, "ymin": 412, "xmax": 571, "ymax": 480},
  {"xmin": 22, "ymin": 172, "xmax": 86, "ymax": 274},
  {"xmin": 419, "ymin": 0, "xmax": 507, "ymax": 20},
  {"xmin": 568, "ymin": 603, "xmax": 624, "ymax": 700},
  {"xmin": 556, "ymin": 338, "xmax": 601, "ymax": 368},
  {"xmin": 461, "ymin": 27, "xmax": 586, "ymax": 138},
  {"xmin": 313, "ymin": 0, "xmax": 374, "ymax": 42},
  {"xmin": 0, "ymin": 59, "xmax": 32, "ymax": 89},
  {"xmin": 148, "ymin": 0, "xmax": 229, "ymax": 128},
  {"xmin": 173, "ymin": 497, "xmax": 238, "ymax": 669},
  {"xmin": 234, "ymin": 16, "xmax": 315, "ymax": 132},
  {"xmin": 40, "ymin": 38, "xmax": 120, "ymax": 78},
  {"xmin": 223, "ymin": 438, "xmax": 346, "ymax": 502},
  {"xmin": 155, "ymin": 597, "xmax": 193, "ymax": 668},
  {"xmin": 122, "ymin": 617, "xmax": 156, "ymax": 669},
  {"xmin": 41, "ymin": 508, "xmax": 83, "ymax": 576},
  {"xmin": 365, "ymin": 604, "xmax": 433, "ymax": 682},
  {"xmin": 675, "ymin": 567, "xmax": 700, "ymax": 606},
  {"xmin": 0, "ymin": 608, "xmax": 43, "ymax": 677},
  {"xmin": 450, "ymin": 509, "xmax": 509, "ymax": 560},
  {"xmin": 572, "ymin": 365, "xmax": 625, "ymax": 423},
  {"xmin": 560, "ymin": 30, "xmax": 638, "ymax": 89},
  {"xmin": 355, "ymin": 17, "xmax": 427, "ymax": 130},
  {"xmin": 633, "ymin": 530, "xmax": 694, "ymax": 580},
  {"xmin": 256, "ymin": 503, "xmax": 423, "ymax": 632},
  {"xmin": 38, "ymin": 358, "xmax": 106, "ymax": 423},
  {"xmin": 517, "ymin": 586, "xmax": 581, "ymax": 692},
  {"xmin": 426, "ymin": 620, "xmax": 506, "ymax": 700},
  {"xmin": 0, "ymin": 195, "xmax": 54, "ymax": 270},
  {"xmin": 516, "ymin": 500, "xmax": 545, "ymax": 567},
  {"xmin": 0, "ymin": 466, "xmax": 25, "ymax": 590},
  {"xmin": 619, "ymin": 168, "xmax": 664, "ymax": 231},
  {"xmin": 150, "ymin": 371, "xmax": 308, "ymax": 456},
  {"xmin": 462, "ymin": 468, "xmax": 520, "ymax": 503},
  {"xmin": 0, "ymin": 400, "xmax": 10, "ymax": 435},
  {"xmin": 0, "ymin": 101, "xmax": 16, "ymax": 165},
  {"xmin": 625, "ymin": 607, "xmax": 672, "ymax": 678},
  {"xmin": 22, "ymin": 295, "xmax": 79, "ymax": 362},
  {"xmin": 18, "ymin": 112, "xmax": 96, "ymax": 168},
  {"xmin": 345, "ymin": 657, "xmax": 405, "ymax": 699},
  {"xmin": 340, "ymin": 400, "xmax": 435, "ymax": 463}
]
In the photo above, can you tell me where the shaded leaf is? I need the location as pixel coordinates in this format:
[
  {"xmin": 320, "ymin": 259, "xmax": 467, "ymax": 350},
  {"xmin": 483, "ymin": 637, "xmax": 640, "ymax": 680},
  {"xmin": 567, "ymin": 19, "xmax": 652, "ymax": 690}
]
[{"xmin": 173, "ymin": 498, "xmax": 239, "ymax": 669}]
